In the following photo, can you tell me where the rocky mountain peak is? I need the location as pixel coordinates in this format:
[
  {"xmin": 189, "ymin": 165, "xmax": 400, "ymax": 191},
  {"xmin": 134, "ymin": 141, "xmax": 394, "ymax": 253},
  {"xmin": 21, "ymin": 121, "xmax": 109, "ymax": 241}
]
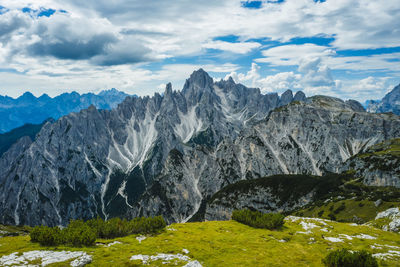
[
  {"xmin": 367, "ymin": 83, "xmax": 400, "ymax": 115},
  {"xmin": 293, "ymin": 91, "xmax": 306, "ymax": 102},
  {"xmin": 164, "ymin": 82, "xmax": 173, "ymax": 96},
  {"xmin": 279, "ymin": 90, "xmax": 293, "ymax": 106},
  {"xmin": 183, "ymin": 69, "xmax": 214, "ymax": 93},
  {"xmin": 226, "ymin": 76, "xmax": 235, "ymax": 84},
  {"xmin": 382, "ymin": 83, "xmax": 400, "ymax": 106}
]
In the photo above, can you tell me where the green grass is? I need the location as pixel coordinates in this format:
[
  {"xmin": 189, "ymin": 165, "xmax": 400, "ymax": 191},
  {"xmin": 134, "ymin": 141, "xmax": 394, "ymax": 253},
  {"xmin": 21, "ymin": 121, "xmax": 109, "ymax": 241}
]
[{"xmin": 1, "ymin": 219, "xmax": 400, "ymax": 266}]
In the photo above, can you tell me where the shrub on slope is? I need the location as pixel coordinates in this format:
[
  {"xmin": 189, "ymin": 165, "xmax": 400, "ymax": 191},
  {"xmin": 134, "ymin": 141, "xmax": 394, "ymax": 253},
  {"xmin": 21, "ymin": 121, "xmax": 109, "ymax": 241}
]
[{"xmin": 232, "ymin": 209, "xmax": 284, "ymax": 230}]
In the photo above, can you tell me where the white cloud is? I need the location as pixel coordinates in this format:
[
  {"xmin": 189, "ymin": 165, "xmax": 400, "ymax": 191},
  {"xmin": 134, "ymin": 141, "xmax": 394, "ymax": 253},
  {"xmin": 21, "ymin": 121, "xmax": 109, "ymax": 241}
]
[
  {"xmin": 226, "ymin": 63, "xmax": 302, "ymax": 94},
  {"xmin": 336, "ymin": 77, "xmax": 394, "ymax": 102},
  {"xmin": 299, "ymin": 57, "xmax": 335, "ymax": 89},
  {"xmin": 202, "ymin": 40, "xmax": 261, "ymax": 54},
  {"xmin": 256, "ymin": 43, "xmax": 400, "ymax": 72},
  {"xmin": 256, "ymin": 44, "xmax": 336, "ymax": 66}
]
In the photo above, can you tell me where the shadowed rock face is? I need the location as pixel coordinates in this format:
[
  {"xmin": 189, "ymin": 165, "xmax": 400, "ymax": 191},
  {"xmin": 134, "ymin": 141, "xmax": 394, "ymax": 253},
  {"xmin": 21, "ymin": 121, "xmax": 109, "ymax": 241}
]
[
  {"xmin": 1, "ymin": 69, "xmax": 399, "ymax": 226},
  {"xmin": 367, "ymin": 83, "xmax": 400, "ymax": 115}
]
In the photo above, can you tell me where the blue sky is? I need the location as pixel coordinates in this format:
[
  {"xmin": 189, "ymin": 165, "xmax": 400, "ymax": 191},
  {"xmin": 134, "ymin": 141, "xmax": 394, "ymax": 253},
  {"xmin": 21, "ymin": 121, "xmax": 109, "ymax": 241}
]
[{"xmin": 0, "ymin": 0, "xmax": 399, "ymax": 102}]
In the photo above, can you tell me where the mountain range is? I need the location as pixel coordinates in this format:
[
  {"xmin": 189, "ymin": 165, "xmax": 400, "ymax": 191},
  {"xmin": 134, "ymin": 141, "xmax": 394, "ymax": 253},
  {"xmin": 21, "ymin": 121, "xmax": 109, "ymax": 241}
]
[
  {"xmin": 0, "ymin": 89, "xmax": 131, "ymax": 133},
  {"xmin": 0, "ymin": 69, "xmax": 399, "ymax": 227}
]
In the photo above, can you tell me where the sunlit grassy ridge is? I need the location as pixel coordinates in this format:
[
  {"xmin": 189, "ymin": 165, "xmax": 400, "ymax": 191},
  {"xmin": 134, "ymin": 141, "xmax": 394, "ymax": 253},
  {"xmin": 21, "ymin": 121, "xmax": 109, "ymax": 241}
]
[
  {"xmin": 356, "ymin": 138, "xmax": 400, "ymax": 158},
  {"xmin": 1, "ymin": 218, "xmax": 400, "ymax": 266}
]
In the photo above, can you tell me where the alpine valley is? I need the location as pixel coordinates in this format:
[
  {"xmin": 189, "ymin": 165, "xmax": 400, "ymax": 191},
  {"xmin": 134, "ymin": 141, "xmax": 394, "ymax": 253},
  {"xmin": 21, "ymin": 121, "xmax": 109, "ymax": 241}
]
[{"xmin": 0, "ymin": 69, "xmax": 400, "ymax": 229}]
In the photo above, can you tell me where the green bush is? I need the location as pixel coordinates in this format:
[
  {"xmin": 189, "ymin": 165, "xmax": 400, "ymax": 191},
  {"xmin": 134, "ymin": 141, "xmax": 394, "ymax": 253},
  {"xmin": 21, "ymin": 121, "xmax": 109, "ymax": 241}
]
[
  {"xmin": 30, "ymin": 216, "xmax": 166, "ymax": 246},
  {"xmin": 30, "ymin": 226, "xmax": 62, "ymax": 246},
  {"xmin": 323, "ymin": 248, "xmax": 378, "ymax": 267},
  {"xmin": 86, "ymin": 216, "xmax": 166, "ymax": 239},
  {"xmin": 232, "ymin": 209, "xmax": 284, "ymax": 230},
  {"xmin": 62, "ymin": 220, "xmax": 97, "ymax": 246}
]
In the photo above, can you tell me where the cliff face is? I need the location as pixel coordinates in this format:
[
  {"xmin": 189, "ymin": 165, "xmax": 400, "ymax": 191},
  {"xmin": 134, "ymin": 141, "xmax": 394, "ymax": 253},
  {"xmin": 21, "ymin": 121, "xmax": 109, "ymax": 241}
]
[{"xmin": 341, "ymin": 138, "xmax": 400, "ymax": 188}]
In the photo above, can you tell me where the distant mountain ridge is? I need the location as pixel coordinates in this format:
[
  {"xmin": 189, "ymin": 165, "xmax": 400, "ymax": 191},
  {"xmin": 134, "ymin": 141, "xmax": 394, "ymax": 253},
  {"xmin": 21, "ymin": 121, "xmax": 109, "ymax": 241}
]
[{"xmin": 0, "ymin": 89, "xmax": 132, "ymax": 133}]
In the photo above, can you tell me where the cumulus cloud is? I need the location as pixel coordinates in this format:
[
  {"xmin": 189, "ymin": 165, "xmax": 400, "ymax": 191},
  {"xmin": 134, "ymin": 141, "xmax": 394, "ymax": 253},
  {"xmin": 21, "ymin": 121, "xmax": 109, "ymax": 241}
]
[
  {"xmin": 90, "ymin": 36, "xmax": 155, "ymax": 66},
  {"xmin": 25, "ymin": 13, "xmax": 117, "ymax": 60},
  {"xmin": 298, "ymin": 57, "xmax": 335, "ymax": 88},
  {"xmin": 0, "ymin": 10, "xmax": 30, "ymax": 42},
  {"xmin": 257, "ymin": 72, "xmax": 302, "ymax": 93},
  {"xmin": 335, "ymin": 77, "xmax": 394, "ymax": 102},
  {"xmin": 225, "ymin": 63, "xmax": 302, "ymax": 94}
]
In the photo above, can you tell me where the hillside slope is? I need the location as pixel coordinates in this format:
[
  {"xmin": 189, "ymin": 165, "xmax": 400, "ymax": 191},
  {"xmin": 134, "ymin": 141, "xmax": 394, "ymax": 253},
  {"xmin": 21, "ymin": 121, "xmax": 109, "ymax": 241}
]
[{"xmin": 1, "ymin": 219, "xmax": 400, "ymax": 266}]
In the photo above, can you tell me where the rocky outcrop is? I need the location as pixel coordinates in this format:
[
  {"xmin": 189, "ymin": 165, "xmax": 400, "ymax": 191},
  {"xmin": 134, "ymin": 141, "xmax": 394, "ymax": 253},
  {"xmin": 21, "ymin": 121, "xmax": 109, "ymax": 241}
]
[
  {"xmin": 341, "ymin": 138, "xmax": 400, "ymax": 188},
  {"xmin": 375, "ymin": 207, "xmax": 400, "ymax": 232}
]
